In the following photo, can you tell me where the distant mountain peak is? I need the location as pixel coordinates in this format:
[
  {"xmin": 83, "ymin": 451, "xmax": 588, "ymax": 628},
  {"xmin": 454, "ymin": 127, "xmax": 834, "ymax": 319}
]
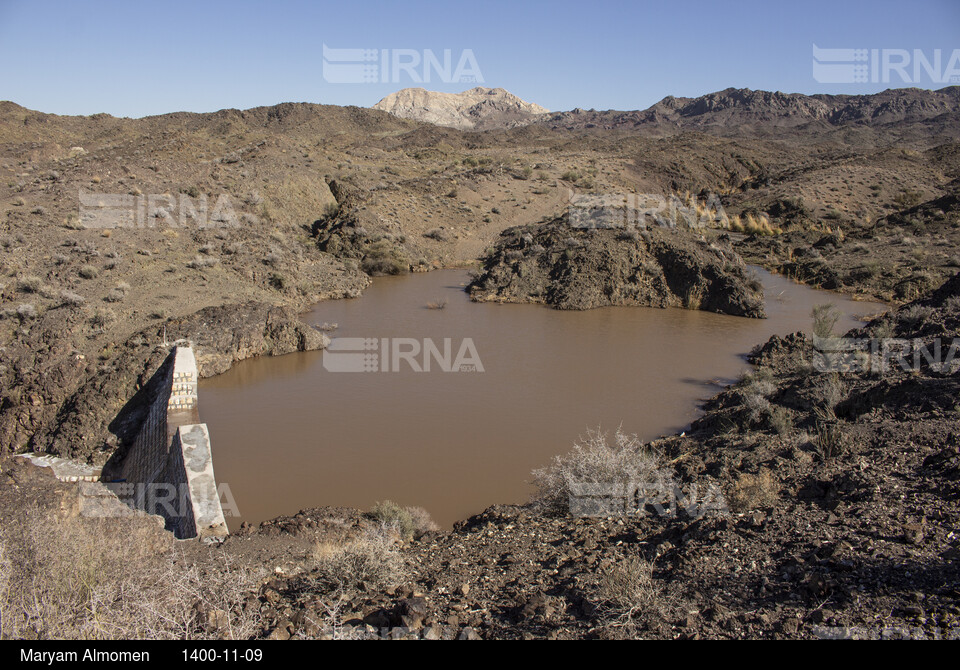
[{"xmin": 372, "ymin": 87, "xmax": 549, "ymax": 130}]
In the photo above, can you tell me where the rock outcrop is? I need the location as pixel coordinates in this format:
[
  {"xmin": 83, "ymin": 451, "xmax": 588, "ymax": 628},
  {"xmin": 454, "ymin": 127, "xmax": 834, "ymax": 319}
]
[
  {"xmin": 468, "ymin": 217, "xmax": 765, "ymax": 317},
  {"xmin": 372, "ymin": 87, "xmax": 548, "ymax": 130}
]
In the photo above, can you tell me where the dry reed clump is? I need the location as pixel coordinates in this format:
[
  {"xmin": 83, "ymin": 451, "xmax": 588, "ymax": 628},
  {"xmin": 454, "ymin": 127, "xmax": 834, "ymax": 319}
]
[
  {"xmin": 0, "ymin": 506, "xmax": 262, "ymax": 640},
  {"xmin": 671, "ymin": 192, "xmax": 782, "ymax": 235},
  {"xmin": 724, "ymin": 212, "xmax": 782, "ymax": 236}
]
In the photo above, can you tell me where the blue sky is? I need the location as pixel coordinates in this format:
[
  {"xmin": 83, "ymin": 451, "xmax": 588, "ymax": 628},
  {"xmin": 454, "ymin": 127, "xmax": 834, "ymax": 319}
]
[{"xmin": 1, "ymin": 0, "xmax": 958, "ymax": 117}]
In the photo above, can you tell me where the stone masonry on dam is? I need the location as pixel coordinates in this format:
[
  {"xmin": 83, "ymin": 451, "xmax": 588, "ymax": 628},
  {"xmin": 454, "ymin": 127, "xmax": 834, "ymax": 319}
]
[{"xmin": 115, "ymin": 344, "xmax": 228, "ymax": 542}]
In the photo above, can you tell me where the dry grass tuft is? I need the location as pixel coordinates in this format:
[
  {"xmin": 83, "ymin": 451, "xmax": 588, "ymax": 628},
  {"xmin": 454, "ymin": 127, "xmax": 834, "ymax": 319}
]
[{"xmin": 728, "ymin": 469, "xmax": 779, "ymax": 511}]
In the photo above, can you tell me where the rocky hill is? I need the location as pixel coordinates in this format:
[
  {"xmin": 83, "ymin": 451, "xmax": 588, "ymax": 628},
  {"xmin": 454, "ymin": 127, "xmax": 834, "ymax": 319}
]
[
  {"xmin": 538, "ymin": 86, "xmax": 960, "ymax": 140},
  {"xmin": 372, "ymin": 87, "xmax": 549, "ymax": 130}
]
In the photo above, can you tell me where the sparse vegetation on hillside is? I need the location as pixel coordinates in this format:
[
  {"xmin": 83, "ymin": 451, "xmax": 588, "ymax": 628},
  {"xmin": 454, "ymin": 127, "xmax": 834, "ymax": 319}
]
[{"xmin": 0, "ymin": 507, "xmax": 262, "ymax": 640}]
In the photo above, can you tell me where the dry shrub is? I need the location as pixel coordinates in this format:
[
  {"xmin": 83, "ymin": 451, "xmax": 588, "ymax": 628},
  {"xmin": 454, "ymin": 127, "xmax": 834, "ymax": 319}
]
[
  {"xmin": 404, "ymin": 506, "xmax": 439, "ymax": 535},
  {"xmin": 186, "ymin": 255, "xmax": 219, "ymax": 270},
  {"xmin": 424, "ymin": 228, "xmax": 448, "ymax": 242},
  {"xmin": 0, "ymin": 507, "xmax": 261, "ymax": 640},
  {"xmin": 596, "ymin": 556, "xmax": 662, "ymax": 624},
  {"xmin": 16, "ymin": 276, "xmax": 42, "ymax": 294},
  {"xmin": 743, "ymin": 392, "xmax": 772, "ymax": 424},
  {"xmin": 728, "ymin": 469, "xmax": 779, "ymax": 511},
  {"xmin": 531, "ymin": 427, "xmax": 662, "ymax": 512},
  {"xmin": 60, "ymin": 291, "xmax": 86, "ymax": 307},
  {"xmin": 370, "ymin": 500, "xmax": 415, "ymax": 540},
  {"xmin": 767, "ymin": 406, "xmax": 794, "ymax": 435},
  {"xmin": 104, "ymin": 288, "xmax": 125, "ymax": 303},
  {"xmin": 301, "ymin": 594, "xmax": 370, "ymax": 640},
  {"xmin": 367, "ymin": 501, "xmax": 438, "ymax": 541},
  {"xmin": 311, "ymin": 525, "xmax": 406, "ymax": 594}
]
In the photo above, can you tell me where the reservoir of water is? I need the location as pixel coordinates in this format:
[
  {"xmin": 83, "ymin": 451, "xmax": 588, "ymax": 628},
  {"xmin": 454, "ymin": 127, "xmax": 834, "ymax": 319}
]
[{"xmin": 200, "ymin": 269, "xmax": 885, "ymax": 529}]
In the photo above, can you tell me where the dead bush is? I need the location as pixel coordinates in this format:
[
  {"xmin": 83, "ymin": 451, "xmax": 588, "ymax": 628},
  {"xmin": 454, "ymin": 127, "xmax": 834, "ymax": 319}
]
[
  {"xmin": 311, "ymin": 525, "xmax": 407, "ymax": 593},
  {"xmin": 404, "ymin": 506, "xmax": 439, "ymax": 536},
  {"xmin": 531, "ymin": 427, "xmax": 662, "ymax": 512}
]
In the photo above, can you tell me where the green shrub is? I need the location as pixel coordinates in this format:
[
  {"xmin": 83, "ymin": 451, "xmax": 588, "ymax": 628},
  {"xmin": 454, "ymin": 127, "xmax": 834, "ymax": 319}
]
[
  {"xmin": 811, "ymin": 303, "xmax": 840, "ymax": 339},
  {"xmin": 370, "ymin": 501, "xmax": 416, "ymax": 540}
]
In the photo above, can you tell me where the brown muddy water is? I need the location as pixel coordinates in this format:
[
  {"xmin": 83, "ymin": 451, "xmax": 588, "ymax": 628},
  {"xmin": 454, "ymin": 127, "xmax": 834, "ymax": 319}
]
[{"xmin": 200, "ymin": 269, "xmax": 886, "ymax": 530}]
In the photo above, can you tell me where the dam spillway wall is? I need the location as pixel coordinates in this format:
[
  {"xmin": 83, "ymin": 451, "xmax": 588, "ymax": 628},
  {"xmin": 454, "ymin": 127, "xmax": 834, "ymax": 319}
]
[{"xmin": 118, "ymin": 345, "xmax": 227, "ymax": 542}]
